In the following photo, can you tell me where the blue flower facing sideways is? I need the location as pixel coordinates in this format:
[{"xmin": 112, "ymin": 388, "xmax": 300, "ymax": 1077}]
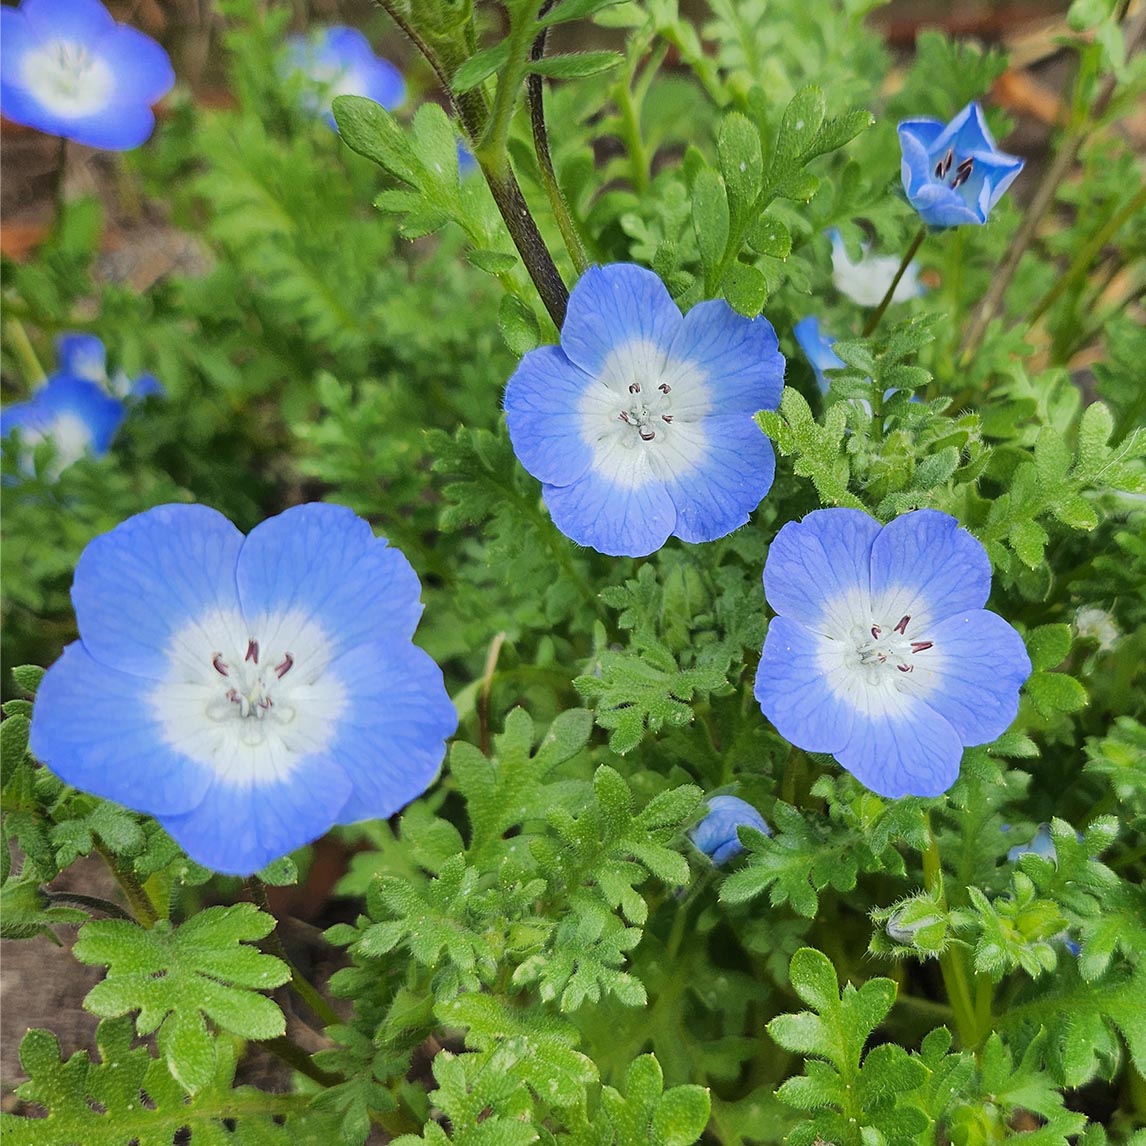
[
  {"xmin": 284, "ymin": 25, "xmax": 404, "ymax": 129},
  {"xmin": 793, "ymin": 317, "xmax": 846, "ymax": 395},
  {"xmin": 898, "ymin": 101, "xmax": 1024, "ymax": 228},
  {"xmin": 755, "ymin": 509, "xmax": 1031, "ymax": 798},
  {"xmin": 0, "ymin": 0, "xmax": 174, "ymax": 150},
  {"xmin": 691, "ymin": 796, "xmax": 771, "ymax": 865},
  {"xmin": 504, "ymin": 264, "xmax": 785, "ymax": 557},
  {"xmin": 30, "ymin": 503, "xmax": 457, "ymax": 875}
]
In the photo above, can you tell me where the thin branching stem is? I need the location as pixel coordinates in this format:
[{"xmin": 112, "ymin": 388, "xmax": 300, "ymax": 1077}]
[
  {"xmin": 94, "ymin": 839, "xmax": 159, "ymax": 928},
  {"xmin": 260, "ymin": 1035, "xmax": 343, "ymax": 1087}
]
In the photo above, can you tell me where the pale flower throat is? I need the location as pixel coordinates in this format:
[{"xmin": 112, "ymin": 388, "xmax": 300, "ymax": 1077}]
[
  {"xmin": 23, "ymin": 41, "xmax": 116, "ymax": 117},
  {"xmin": 207, "ymin": 638, "xmax": 297, "ymax": 733}
]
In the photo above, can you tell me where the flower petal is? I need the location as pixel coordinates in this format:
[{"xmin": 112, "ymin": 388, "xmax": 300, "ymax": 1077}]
[
  {"xmin": 236, "ymin": 503, "xmax": 424, "ymax": 656},
  {"xmin": 663, "ymin": 300, "xmax": 784, "ymax": 417},
  {"xmin": 157, "ymin": 761, "xmax": 353, "ymax": 876},
  {"xmin": 30, "ymin": 642, "xmax": 212, "ymax": 815},
  {"xmin": 71, "ymin": 504, "xmax": 247, "ymax": 680},
  {"xmin": 361, "ymin": 56, "xmax": 405, "ymax": 110},
  {"xmin": 37, "ymin": 375, "xmax": 125, "ymax": 454},
  {"xmin": 94, "ymin": 26, "xmax": 175, "ymax": 105},
  {"xmin": 921, "ymin": 610, "xmax": 1031, "ymax": 744},
  {"xmin": 940, "ymin": 101, "xmax": 996, "ymax": 157},
  {"xmin": 755, "ymin": 616, "xmax": 857, "ymax": 753},
  {"xmin": 665, "ymin": 413, "xmax": 774, "ymax": 544},
  {"xmin": 328, "ymin": 641, "xmax": 457, "ymax": 823},
  {"xmin": 21, "ymin": 0, "xmax": 115, "ymax": 42},
  {"xmin": 898, "ymin": 120, "xmax": 944, "ymax": 197},
  {"xmin": 504, "ymin": 345, "xmax": 595, "ymax": 486},
  {"xmin": 763, "ymin": 509, "xmax": 882, "ymax": 633},
  {"xmin": 868, "ymin": 509, "xmax": 992, "ymax": 631},
  {"xmin": 541, "ymin": 466, "xmax": 676, "ymax": 557},
  {"xmin": 55, "ymin": 334, "xmax": 107, "ymax": 382},
  {"xmin": 560, "ymin": 264, "xmax": 681, "ymax": 378},
  {"xmin": 835, "ymin": 696, "xmax": 963, "ymax": 798}
]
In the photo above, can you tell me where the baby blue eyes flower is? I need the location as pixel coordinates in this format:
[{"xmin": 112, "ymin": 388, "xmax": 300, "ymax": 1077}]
[
  {"xmin": 29, "ymin": 503, "xmax": 457, "ymax": 876},
  {"xmin": 1, "ymin": 373, "xmax": 125, "ymax": 478},
  {"xmin": 504, "ymin": 263, "xmax": 785, "ymax": 558},
  {"xmin": 0, "ymin": 0, "xmax": 174, "ymax": 150},
  {"xmin": 828, "ymin": 230, "xmax": 922, "ymax": 308},
  {"xmin": 284, "ymin": 25, "xmax": 405, "ymax": 129},
  {"xmin": 691, "ymin": 796, "xmax": 771, "ymax": 866},
  {"xmin": 56, "ymin": 333, "xmax": 164, "ymax": 400},
  {"xmin": 1006, "ymin": 822, "xmax": 1057, "ymax": 864},
  {"xmin": 754, "ymin": 508, "xmax": 1031, "ymax": 799},
  {"xmin": 898, "ymin": 101, "xmax": 1024, "ymax": 229}
]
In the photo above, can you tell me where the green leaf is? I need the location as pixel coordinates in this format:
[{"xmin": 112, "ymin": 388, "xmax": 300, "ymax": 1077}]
[
  {"xmin": 1027, "ymin": 624, "xmax": 1072, "ymax": 672},
  {"xmin": 745, "ymin": 216, "xmax": 792, "ymax": 259},
  {"xmin": 499, "ymin": 293, "xmax": 542, "ymax": 355},
  {"xmin": 452, "ymin": 41, "xmax": 512, "ymax": 93},
  {"xmin": 691, "ymin": 168, "xmax": 729, "ymax": 271},
  {"xmin": 1027, "ymin": 671, "xmax": 1088, "ymax": 718},
  {"xmin": 650, "ymin": 1084, "xmax": 712, "ymax": 1146},
  {"xmin": 73, "ymin": 905, "xmax": 289, "ymax": 1092},
  {"xmin": 331, "ymin": 95, "xmax": 421, "ymax": 186},
  {"xmin": 720, "ymin": 262, "xmax": 767, "ymax": 316},
  {"xmin": 530, "ymin": 51, "xmax": 625, "ymax": 79},
  {"xmin": 467, "ymin": 248, "xmax": 519, "ymax": 275},
  {"xmin": 717, "ymin": 112, "xmax": 763, "ymax": 214},
  {"xmin": 10, "ymin": 664, "xmax": 44, "ymax": 694},
  {"xmin": 539, "ymin": 0, "xmax": 629, "ymax": 25}
]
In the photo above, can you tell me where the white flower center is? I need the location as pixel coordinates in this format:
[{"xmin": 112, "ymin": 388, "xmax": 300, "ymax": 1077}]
[
  {"xmin": 577, "ymin": 339, "xmax": 710, "ymax": 490},
  {"xmin": 21, "ymin": 40, "xmax": 116, "ymax": 118},
  {"xmin": 150, "ymin": 608, "xmax": 346, "ymax": 788},
  {"xmin": 814, "ymin": 588, "xmax": 942, "ymax": 717}
]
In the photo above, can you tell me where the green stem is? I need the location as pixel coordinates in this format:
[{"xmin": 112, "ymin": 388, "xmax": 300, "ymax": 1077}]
[
  {"xmin": 615, "ymin": 70, "xmax": 650, "ymax": 194},
  {"xmin": 94, "ymin": 839, "xmax": 159, "ymax": 928},
  {"xmin": 527, "ymin": 7, "xmax": 589, "ymax": 275},
  {"xmin": 1028, "ymin": 183, "xmax": 1146, "ymax": 324},
  {"xmin": 260, "ymin": 1035, "xmax": 343, "ymax": 1088},
  {"xmin": 4, "ymin": 315, "xmax": 46, "ymax": 382},
  {"xmin": 861, "ymin": 226, "xmax": 927, "ymax": 338},
  {"xmin": 45, "ymin": 891, "xmax": 135, "ymax": 921},
  {"xmin": 922, "ymin": 818, "xmax": 982, "ymax": 1051},
  {"xmin": 249, "ymin": 878, "xmax": 340, "ymax": 1028}
]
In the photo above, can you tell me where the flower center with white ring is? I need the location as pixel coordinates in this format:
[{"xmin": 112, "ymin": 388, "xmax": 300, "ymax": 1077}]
[
  {"xmin": 849, "ymin": 613, "xmax": 934, "ymax": 678},
  {"xmin": 22, "ymin": 41, "xmax": 116, "ymax": 118}
]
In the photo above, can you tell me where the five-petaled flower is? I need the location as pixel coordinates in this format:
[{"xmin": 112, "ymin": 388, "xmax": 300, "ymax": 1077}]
[
  {"xmin": 284, "ymin": 25, "xmax": 404, "ymax": 129},
  {"xmin": 504, "ymin": 263, "xmax": 785, "ymax": 557},
  {"xmin": 897, "ymin": 101, "xmax": 1024, "ymax": 229},
  {"xmin": 691, "ymin": 795, "xmax": 771, "ymax": 865},
  {"xmin": 754, "ymin": 508, "xmax": 1031, "ymax": 798},
  {"xmin": 0, "ymin": 0, "xmax": 174, "ymax": 150},
  {"xmin": 30, "ymin": 503, "xmax": 457, "ymax": 875}
]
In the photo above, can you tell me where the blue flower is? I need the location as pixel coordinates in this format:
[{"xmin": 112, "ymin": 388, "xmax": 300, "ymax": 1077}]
[
  {"xmin": 898, "ymin": 101, "xmax": 1024, "ymax": 228},
  {"xmin": 1006, "ymin": 822, "xmax": 1057, "ymax": 864},
  {"xmin": 504, "ymin": 264, "xmax": 785, "ymax": 557},
  {"xmin": 2, "ymin": 372, "xmax": 125, "ymax": 477},
  {"xmin": 56, "ymin": 333, "xmax": 164, "ymax": 400},
  {"xmin": 29, "ymin": 503, "xmax": 457, "ymax": 875},
  {"xmin": 0, "ymin": 0, "xmax": 174, "ymax": 150},
  {"xmin": 793, "ymin": 317, "xmax": 846, "ymax": 395},
  {"xmin": 754, "ymin": 508, "xmax": 1031, "ymax": 798},
  {"xmin": 284, "ymin": 25, "xmax": 405, "ymax": 129},
  {"xmin": 828, "ymin": 229, "xmax": 923, "ymax": 308},
  {"xmin": 691, "ymin": 795, "xmax": 770, "ymax": 865}
]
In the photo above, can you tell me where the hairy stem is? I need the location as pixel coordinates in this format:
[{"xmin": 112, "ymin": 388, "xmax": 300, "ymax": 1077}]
[
  {"xmin": 528, "ymin": 7, "xmax": 589, "ymax": 274},
  {"xmin": 861, "ymin": 226, "xmax": 927, "ymax": 338},
  {"xmin": 961, "ymin": 4, "xmax": 1146, "ymax": 360},
  {"xmin": 94, "ymin": 839, "xmax": 159, "ymax": 928},
  {"xmin": 260, "ymin": 1035, "xmax": 343, "ymax": 1087},
  {"xmin": 46, "ymin": 891, "xmax": 135, "ymax": 922}
]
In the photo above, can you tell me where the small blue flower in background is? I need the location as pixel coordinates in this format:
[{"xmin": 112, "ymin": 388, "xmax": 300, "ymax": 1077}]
[
  {"xmin": 30, "ymin": 503, "xmax": 457, "ymax": 875},
  {"xmin": 56, "ymin": 333, "xmax": 164, "ymax": 400},
  {"xmin": 828, "ymin": 230, "xmax": 923, "ymax": 308},
  {"xmin": 691, "ymin": 795, "xmax": 771, "ymax": 865},
  {"xmin": 504, "ymin": 263, "xmax": 785, "ymax": 557},
  {"xmin": 898, "ymin": 101, "xmax": 1024, "ymax": 228},
  {"xmin": 1006, "ymin": 822, "xmax": 1057, "ymax": 864},
  {"xmin": 1, "ymin": 374, "xmax": 125, "ymax": 478},
  {"xmin": 754, "ymin": 508, "xmax": 1031, "ymax": 798},
  {"xmin": 0, "ymin": 0, "xmax": 174, "ymax": 150},
  {"xmin": 793, "ymin": 317, "xmax": 846, "ymax": 395},
  {"xmin": 284, "ymin": 25, "xmax": 405, "ymax": 129}
]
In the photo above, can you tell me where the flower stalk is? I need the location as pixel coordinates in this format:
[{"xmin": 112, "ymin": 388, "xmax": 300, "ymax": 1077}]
[{"xmin": 861, "ymin": 226, "xmax": 926, "ymax": 338}]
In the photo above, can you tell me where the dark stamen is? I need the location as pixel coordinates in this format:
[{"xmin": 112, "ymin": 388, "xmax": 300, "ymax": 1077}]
[
  {"xmin": 897, "ymin": 663, "xmax": 914, "ymax": 673},
  {"xmin": 275, "ymin": 653, "xmax": 294, "ymax": 679},
  {"xmin": 951, "ymin": 157, "xmax": 974, "ymax": 189},
  {"xmin": 619, "ymin": 411, "xmax": 631, "ymax": 423},
  {"xmin": 628, "ymin": 382, "xmax": 641, "ymax": 394},
  {"xmin": 658, "ymin": 382, "xmax": 671, "ymax": 394},
  {"xmin": 662, "ymin": 414, "xmax": 673, "ymax": 423},
  {"xmin": 870, "ymin": 624, "xmax": 882, "ymax": 639},
  {"xmin": 893, "ymin": 615, "xmax": 910, "ymax": 635},
  {"xmin": 910, "ymin": 641, "xmax": 933, "ymax": 653},
  {"xmin": 212, "ymin": 654, "xmax": 229, "ymax": 676},
  {"xmin": 639, "ymin": 428, "xmax": 656, "ymax": 441},
  {"xmin": 245, "ymin": 639, "xmax": 259, "ymax": 664},
  {"xmin": 935, "ymin": 148, "xmax": 954, "ymax": 179}
]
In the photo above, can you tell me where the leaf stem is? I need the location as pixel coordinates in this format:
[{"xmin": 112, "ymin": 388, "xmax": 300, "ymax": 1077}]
[
  {"xmin": 527, "ymin": 6, "xmax": 589, "ymax": 275},
  {"xmin": 45, "ymin": 891, "xmax": 135, "ymax": 921},
  {"xmin": 248, "ymin": 878, "xmax": 341, "ymax": 1028},
  {"xmin": 4, "ymin": 315, "xmax": 47, "ymax": 382},
  {"xmin": 94, "ymin": 838, "xmax": 159, "ymax": 928},
  {"xmin": 478, "ymin": 631, "xmax": 507, "ymax": 756},
  {"xmin": 922, "ymin": 816, "xmax": 982, "ymax": 1051},
  {"xmin": 260, "ymin": 1035, "xmax": 344, "ymax": 1087},
  {"xmin": 861, "ymin": 226, "xmax": 926, "ymax": 338}
]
